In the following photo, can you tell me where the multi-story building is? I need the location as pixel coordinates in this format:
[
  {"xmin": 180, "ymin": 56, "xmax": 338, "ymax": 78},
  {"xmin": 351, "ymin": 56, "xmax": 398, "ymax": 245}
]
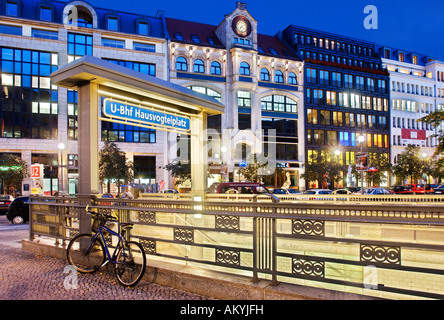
[
  {"xmin": 376, "ymin": 44, "xmax": 444, "ymax": 183},
  {"xmin": 0, "ymin": 0, "xmax": 169, "ymax": 195},
  {"xmin": 282, "ymin": 26, "xmax": 391, "ymax": 188},
  {"xmin": 0, "ymin": 1, "xmax": 305, "ymax": 194},
  {"xmin": 165, "ymin": 2, "xmax": 305, "ymax": 189}
]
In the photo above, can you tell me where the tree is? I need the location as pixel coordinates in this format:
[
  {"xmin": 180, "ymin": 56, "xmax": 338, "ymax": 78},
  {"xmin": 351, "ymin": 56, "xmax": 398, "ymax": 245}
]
[
  {"xmin": 237, "ymin": 153, "xmax": 283, "ymax": 185},
  {"xmin": 420, "ymin": 110, "xmax": 444, "ymax": 155},
  {"xmin": 163, "ymin": 161, "xmax": 191, "ymax": 186},
  {"xmin": 99, "ymin": 141, "xmax": 133, "ymax": 193},
  {"xmin": 392, "ymin": 145, "xmax": 423, "ymax": 184},
  {"xmin": 301, "ymin": 151, "xmax": 342, "ymax": 189},
  {"xmin": 366, "ymin": 148, "xmax": 392, "ymax": 186},
  {"xmin": 0, "ymin": 154, "xmax": 28, "ymax": 197}
]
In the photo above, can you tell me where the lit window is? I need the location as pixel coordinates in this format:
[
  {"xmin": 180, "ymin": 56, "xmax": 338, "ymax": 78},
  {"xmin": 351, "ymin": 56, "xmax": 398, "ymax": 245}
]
[
  {"xmin": 288, "ymin": 72, "xmax": 297, "ymax": 85},
  {"xmin": 260, "ymin": 68, "xmax": 270, "ymax": 81},
  {"xmin": 274, "ymin": 70, "xmax": 283, "ymax": 83},
  {"xmin": 239, "ymin": 62, "xmax": 250, "ymax": 75},
  {"xmin": 176, "ymin": 57, "xmax": 187, "ymax": 71},
  {"xmin": 193, "ymin": 59, "xmax": 204, "ymax": 73},
  {"xmin": 210, "ymin": 61, "xmax": 221, "ymax": 75}
]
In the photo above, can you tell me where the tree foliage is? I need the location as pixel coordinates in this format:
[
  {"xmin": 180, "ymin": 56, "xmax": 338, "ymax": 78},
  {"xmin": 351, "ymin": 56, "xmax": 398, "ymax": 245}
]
[
  {"xmin": 301, "ymin": 151, "xmax": 342, "ymax": 189},
  {"xmin": 420, "ymin": 110, "xmax": 444, "ymax": 155},
  {"xmin": 392, "ymin": 145, "xmax": 423, "ymax": 184},
  {"xmin": 0, "ymin": 153, "xmax": 28, "ymax": 196},
  {"xmin": 238, "ymin": 153, "xmax": 283, "ymax": 184},
  {"xmin": 99, "ymin": 141, "xmax": 133, "ymax": 192},
  {"xmin": 163, "ymin": 161, "xmax": 191, "ymax": 186}
]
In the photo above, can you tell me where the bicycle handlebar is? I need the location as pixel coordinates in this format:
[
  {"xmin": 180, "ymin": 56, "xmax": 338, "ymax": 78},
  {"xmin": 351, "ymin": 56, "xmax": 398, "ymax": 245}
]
[{"xmin": 85, "ymin": 206, "xmax": 118, "ymax": 222}]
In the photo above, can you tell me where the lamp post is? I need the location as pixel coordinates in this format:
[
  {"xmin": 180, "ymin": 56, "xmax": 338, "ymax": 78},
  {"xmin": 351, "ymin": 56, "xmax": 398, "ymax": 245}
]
[
  {"xmin": 357, "ymin": 135, "xmax": 365, "ymax": 194},
  {"xmin": 58, "ymin": 142, "xmax": 66, "ymax": 193}
]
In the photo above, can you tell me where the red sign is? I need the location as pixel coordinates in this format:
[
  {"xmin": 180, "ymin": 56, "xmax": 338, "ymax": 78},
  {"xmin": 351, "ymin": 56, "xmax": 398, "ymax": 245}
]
[
  {"xmin": 31, "ymin": 164, "xmax": 43, "ymax": 179},
  {"xmin": 159, "ymin": 180, "xmax": 165, "ymax": 190},
  {"xmin": 401, "ymin": 129, "xmax": 426, "ymax": 141}
]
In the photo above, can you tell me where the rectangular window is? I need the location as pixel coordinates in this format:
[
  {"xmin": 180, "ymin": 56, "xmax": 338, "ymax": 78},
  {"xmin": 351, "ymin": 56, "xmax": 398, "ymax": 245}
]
[
  {"xmin": 32, "ymin": 29, "xmax": 58, "ymax": 40},
  {"xmin": 133, "ymin": 42, "xmax": 155, "ymax": 52},
  {"xmin": 320, "ymin": 110, "xmax": 331, "ymax": 125},
  {"xmin": 107, "ymin": 17, "xmax": 118, "ymax": 31},
  {"xmin": 103, "ymin": 58, "xmax": 156, "ymax": 77},
  {"xmin": 6, "ymin": 1, "xmax": 18, "ymax": 16},
  {"xmin": 333, "ymin": 111, "xmax": 343, "ymax": 126},
  {"xmin": 0, "ymin": 24, "xmax": 21, "ymax": 35},
  {"xmin": 101, "ymin": 38, "xmax": 125, "ymax": 48},
  {"xmin": 306, "ymin": 68, "xmax": 317, "ymax": 83},
  {"xmin": 237, "ymin": 91, "xmax": 251, "ymax": 108},
  {"xmin": 319, "ymin": 70, "xmax": 329, "ymax": 85},
  {"xmin": 332, "ymin": 72, "xmax": 341, "ymax": 87},
  {"xmin": 68, "ymin": 33, "xmax": 93, "ymax": 62},
  {"xmin": 137, "ymin": 21, "xmax": 149, "ymax": 35},
  {"xmin": 40, "ymin": 6, "xmax": 52, "ymax": 21},
  {"xmin": 307, "ymin": 109, "xmax": 318, "ymax": 124},
  {"xmin": 344, "ymin": 74, "xmax": 353, "ymax": 88},
  {"xmin": 0, "ymin": 47, "xmax": 58, "ymax": 140}
]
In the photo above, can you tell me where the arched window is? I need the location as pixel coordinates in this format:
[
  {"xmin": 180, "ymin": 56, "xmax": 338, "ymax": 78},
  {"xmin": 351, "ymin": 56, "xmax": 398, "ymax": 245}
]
[
  {"xmin": 260, "ymin": 68, "xmax": 270, "ymax": 81},
  {"xmin": 63, "ymin": 2, "xmax": 97, "ymax": 28},
  {"xmin": 274, "ymin": 70, "xmax": 284, "ymax": 83},
  {"xmin": 176, "ymin": 57, "xmax": 187, "ymax": 71},
  {"xmin": 210, "ymin": 61, "xmax": 221, "ymax": 75},
  {"xmin": 261, "ymin": 95, "xmax": 297, "ymax": 113},
  {"xmin": 288, "ymin": 72, "xmax": 297, "ymax": 85},
  {"xmin": 193, "ymin": 59, "xmax": 204, "ymax": 73},
  {"xmin": 239, "ymin": 62, "xmax": 250, "ymax": 76}
]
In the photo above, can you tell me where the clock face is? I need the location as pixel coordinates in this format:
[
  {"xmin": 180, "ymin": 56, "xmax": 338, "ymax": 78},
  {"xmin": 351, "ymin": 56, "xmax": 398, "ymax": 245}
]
[{"xmin": 232, "ymin": 16, "xmax": 251, "ymax": 37}]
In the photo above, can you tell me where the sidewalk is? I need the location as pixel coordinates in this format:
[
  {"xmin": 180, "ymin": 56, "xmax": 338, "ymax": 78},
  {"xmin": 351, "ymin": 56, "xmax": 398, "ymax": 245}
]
[{"xmin": 0, "ymin": 244, "xmax": 211, "ymax": 300}]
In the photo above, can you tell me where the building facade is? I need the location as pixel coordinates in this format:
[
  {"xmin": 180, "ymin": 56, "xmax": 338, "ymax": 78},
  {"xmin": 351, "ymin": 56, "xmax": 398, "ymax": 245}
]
[
  {"xmin": 282, "ymin": 26, "xmax": 391, "ymax": 188},
  {"xmin": 165, "ymin": 3, "xmax": 305, "ymax": 189},
  {"xmin": 0, "ymin": 0, "xmax": 170, "ymax": 195},
  {"xmin": 376, "ymin": 44, "xmax": 444, "ymax": 183}
]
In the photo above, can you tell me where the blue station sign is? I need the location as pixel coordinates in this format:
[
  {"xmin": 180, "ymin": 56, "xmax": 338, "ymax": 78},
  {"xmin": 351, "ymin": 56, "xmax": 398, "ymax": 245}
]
[{"xmin": 103, "ymin": 99, "xmax": 191, "ymax": 132}]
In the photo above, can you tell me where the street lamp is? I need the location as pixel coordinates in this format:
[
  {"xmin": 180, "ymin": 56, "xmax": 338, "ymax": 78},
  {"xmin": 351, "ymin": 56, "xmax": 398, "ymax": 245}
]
[
  {"xmin": 357, "ymin": 134, "xmax": 365, "ymax": 194},
  {"xmin": 58, "ymin": 142, "xmax": 66, "ymax": 193}
]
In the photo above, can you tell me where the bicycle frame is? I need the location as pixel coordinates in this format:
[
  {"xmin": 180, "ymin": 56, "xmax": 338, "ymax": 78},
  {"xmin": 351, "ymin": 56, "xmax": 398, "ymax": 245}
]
[{"xmin": 90, "ymin": 224, "xmax": 129, "ymax": 267}]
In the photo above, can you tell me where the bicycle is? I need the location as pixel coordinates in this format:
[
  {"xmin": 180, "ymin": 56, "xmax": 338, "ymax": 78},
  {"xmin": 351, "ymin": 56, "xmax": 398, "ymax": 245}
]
[{"xmin": 66, "ymin": 206, "xmax": 146, "ymax": 287}]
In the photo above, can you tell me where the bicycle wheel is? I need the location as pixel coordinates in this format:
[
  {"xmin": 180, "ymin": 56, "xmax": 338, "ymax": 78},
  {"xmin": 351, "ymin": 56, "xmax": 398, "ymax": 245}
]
[
  {"xmin": 67, "ymin": 234, "xmax": 106, "ymax": 273},
  {"xmin": 114, "ymin": 241, "xmax": 146, "ymax": 287}
]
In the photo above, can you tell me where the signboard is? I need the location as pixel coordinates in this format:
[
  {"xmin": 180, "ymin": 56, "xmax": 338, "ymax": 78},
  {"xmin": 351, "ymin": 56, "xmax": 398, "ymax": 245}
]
[
  {"xmin": 31, "ymin": 164, "xmax": 44, "ymax": 179},
  {"xmin": 103, "ymin": 99, "xmax": 190, "ymax": 132},
  {"xmin": 355, "ymin": 152, "xmax": 368, "ymax": 171}
]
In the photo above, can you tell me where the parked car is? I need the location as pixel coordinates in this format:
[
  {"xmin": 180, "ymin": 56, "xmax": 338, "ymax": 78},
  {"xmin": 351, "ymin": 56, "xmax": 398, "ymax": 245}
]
[
  {"xmin": 6, "ymin": 197, "xmax": 29, "ymax": 224},
  {"xmin": 161, "ymin": 189, "xmax": 179, "ymax": 194},
  {"xmin": 388, "ymin": 185, "xmax": 414, "ymax": 195},
  {"xmin": 210, "ymin": 182, "xmax": 270, "ymax": 194},
  {"xmin": 363, "ymin": 187, "xmax": 393, "ymax": 195},
  {"xmin": 405, "ymin": 184, "xmax": 434, "ymax": 194},
  {"xmin": 285, "ymin": 188, "xmax": 301, "ymax": 194},
  {"xmin": 332, "ymin": 189, "xmax": 352, "ymax": 194},
  {"xmin": 0, "ymin": 195, "xmax": 14, "ymax": 214},
  {"xmin": 303, "ymin": 189, "xmax": 333, "ymax": 195},
  {"xmin": 272, "ymin": 188, "xmax": 289, "ymax": 194},
  {"xmin": 433, "ymin": 185, "xmax": 444, "ymax": 194}
]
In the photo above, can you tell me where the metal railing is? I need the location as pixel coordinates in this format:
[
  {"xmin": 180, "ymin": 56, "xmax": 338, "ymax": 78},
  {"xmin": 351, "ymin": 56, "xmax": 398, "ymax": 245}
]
[{"xmin": 29, "ymin": 194, "xmax": 444, "ymax": 300}]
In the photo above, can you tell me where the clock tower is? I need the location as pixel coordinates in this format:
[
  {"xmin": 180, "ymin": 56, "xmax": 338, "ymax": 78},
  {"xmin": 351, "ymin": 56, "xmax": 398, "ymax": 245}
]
[{"xmin": 214, "ymin": 2, "xmax": 257, "ymax": 50}]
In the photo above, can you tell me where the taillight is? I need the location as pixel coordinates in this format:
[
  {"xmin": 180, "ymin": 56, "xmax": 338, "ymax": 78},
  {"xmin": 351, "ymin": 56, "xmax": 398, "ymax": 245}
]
[{"xmin": 5, "ymin": 202, "xmax": 10, "ymax": 205}]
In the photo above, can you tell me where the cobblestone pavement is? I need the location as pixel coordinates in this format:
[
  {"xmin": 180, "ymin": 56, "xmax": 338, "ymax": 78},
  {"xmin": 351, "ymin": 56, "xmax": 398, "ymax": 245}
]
[{"xmin": 0, "ymin": 216, "xmax": 211, "ymax": 300}]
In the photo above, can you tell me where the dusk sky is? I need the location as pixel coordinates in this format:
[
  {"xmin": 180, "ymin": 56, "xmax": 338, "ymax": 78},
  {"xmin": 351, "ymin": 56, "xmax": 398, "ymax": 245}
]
[{"xmin": 89, "ymin": 0, "xmax": 444, "ymax": 61}]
